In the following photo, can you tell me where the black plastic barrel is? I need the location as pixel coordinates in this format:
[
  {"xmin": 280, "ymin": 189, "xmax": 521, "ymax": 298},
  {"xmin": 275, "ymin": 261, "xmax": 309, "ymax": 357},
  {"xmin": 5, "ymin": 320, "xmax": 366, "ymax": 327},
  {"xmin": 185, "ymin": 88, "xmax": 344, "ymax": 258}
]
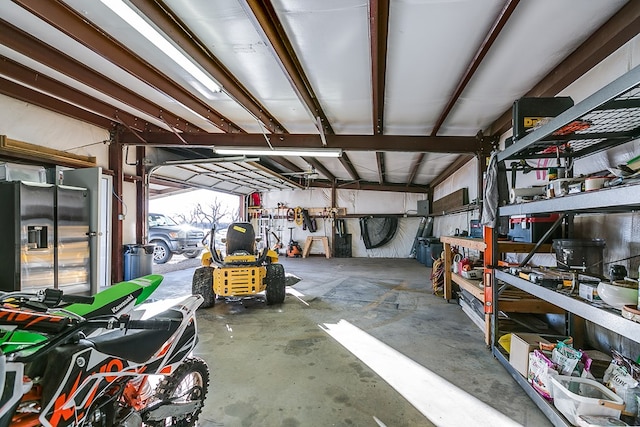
[{"xmin": 123, "ymin": 244, "xmax": 155, "ymax": 281}]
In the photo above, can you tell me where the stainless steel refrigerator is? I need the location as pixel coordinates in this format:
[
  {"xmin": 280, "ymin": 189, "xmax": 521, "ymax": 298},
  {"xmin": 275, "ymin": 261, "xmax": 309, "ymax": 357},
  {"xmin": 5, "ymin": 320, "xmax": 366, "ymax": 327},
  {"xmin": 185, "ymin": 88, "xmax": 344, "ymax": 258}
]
[{"xmin": 0, "ymin": 181, "xmax": 90, "ymax": 293}]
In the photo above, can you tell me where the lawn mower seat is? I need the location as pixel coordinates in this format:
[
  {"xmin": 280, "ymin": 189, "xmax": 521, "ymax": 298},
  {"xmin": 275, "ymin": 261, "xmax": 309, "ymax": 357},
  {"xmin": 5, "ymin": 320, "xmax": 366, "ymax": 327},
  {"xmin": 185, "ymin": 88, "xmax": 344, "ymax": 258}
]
[{"xmin": 225, "ymin": 222, "xmax": 256, "ymax": 255}]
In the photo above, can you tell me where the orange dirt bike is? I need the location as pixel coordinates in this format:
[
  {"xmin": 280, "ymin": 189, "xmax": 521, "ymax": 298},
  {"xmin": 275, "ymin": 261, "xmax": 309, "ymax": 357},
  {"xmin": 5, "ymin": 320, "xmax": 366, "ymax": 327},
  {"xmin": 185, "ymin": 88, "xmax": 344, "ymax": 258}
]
[{"xmin": 0, "ymin": 278, "xmax": 209, "ymax": 427}]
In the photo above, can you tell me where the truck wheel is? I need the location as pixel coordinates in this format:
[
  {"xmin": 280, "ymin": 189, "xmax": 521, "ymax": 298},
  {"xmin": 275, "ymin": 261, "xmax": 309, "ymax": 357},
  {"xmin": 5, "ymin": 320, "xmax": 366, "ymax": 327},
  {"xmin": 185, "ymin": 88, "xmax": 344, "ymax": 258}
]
[
  {"xmin": 265, "ymin": 264, "xmax": 286, "ymax": 305},
  {"xmin": 192, "ymin": 267, "xmax": 215, "ymax": 308},
  {"xmin": 184, "ymin": 249, "xmax": 202, "ymax": 259},
  {"xmin": 152, "ymin": 240, "xmax": 172, "ymax": 264}
]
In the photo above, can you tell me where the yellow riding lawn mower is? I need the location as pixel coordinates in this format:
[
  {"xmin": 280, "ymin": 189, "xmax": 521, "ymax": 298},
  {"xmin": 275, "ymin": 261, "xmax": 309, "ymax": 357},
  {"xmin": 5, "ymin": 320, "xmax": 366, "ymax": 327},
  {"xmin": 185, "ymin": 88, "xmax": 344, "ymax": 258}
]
[{"xmin": 192, "ymin": 222, "xmax": 286, "ymax": 308}]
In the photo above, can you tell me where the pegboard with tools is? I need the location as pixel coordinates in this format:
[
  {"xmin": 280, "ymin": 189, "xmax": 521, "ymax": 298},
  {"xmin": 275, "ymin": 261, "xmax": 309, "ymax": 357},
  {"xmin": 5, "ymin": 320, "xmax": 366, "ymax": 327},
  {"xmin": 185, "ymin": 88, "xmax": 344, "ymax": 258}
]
[{"xmin": 248, "ymin": 206, "xmax": 346, "ymax": 220}]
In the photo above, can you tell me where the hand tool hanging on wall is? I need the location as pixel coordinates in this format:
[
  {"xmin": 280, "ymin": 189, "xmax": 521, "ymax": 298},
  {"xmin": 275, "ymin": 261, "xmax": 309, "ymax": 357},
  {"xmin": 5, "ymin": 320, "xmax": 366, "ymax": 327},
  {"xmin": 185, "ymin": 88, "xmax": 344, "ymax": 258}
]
[
  {"xmin": 286, "ymin": 208, "xmax": 295, "ymax": 223},
  {"xmin": 294, "ymin": 207, "xmax": 304, "ymax": 226},
  {"xmin": 301, "ymin": 208, "xmax": 317, "ymax": 232}
]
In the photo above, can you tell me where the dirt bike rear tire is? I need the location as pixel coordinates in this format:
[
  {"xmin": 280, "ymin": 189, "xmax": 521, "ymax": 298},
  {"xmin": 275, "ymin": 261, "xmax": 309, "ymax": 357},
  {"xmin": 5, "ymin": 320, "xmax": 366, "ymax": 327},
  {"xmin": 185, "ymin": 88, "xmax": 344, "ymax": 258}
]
[
  {"xmin": 146, "ymin": 357, "xmax": 210, "ymax": 427},
  {"xmin": 192, "ymin": 266, "xmax": 215, "ymax": 308}
]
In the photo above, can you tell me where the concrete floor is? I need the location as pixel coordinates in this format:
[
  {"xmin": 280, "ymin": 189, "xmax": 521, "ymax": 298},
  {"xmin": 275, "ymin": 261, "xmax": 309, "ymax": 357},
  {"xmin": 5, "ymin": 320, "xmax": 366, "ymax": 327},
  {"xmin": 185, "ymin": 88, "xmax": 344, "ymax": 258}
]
[{"xmin": 152, "ymin": 257, "xmax": 551, "ymax": 427}]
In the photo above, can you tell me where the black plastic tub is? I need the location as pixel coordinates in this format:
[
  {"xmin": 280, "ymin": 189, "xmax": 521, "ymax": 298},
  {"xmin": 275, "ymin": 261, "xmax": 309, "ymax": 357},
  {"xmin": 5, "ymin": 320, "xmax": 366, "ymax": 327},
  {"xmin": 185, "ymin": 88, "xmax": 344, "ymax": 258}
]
[{"xmin": 552, "ymin": 239, "xmax": 606, "ymax": 276}]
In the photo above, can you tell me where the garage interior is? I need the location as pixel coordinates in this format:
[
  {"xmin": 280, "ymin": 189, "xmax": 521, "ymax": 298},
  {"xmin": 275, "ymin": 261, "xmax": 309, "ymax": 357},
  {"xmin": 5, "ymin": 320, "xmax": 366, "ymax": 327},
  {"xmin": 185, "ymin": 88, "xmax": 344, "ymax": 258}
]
[{"xmin": 1, "ymin": 1, "xmax": 640, "ymax": 426}]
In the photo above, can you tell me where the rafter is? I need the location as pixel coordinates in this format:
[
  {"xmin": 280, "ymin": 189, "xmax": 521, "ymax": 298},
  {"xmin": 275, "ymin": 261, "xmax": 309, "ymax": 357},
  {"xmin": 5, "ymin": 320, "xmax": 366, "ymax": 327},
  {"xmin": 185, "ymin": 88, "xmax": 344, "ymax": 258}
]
[
  {"xmin": 241, "ymin": 0, "xmax": 333, "ymax": 136},
  {"xmin": 320, "ymin": 180, "xmax": 428, "ymax": 194},
  {"xmin": 406, "ymin": 153, "xmax": 425, "ymax": 186},
  {"xmin": 429, "ymin": 154, "xmax": 475, "ymax": 189},
  {"xmin": 488, "ymin": 0, "xmax": 640, "ymax": 137},
  {"xmin": 339, "ymin": 153, "xmax": 360, "ymax": 182},
  {"xmin": 370, "ymin": 0, "xmax": 389, "ymax": 135},
  {"xmin": 0, "ymin": 76, "xmax": 114, "ymax": 130},
  {"xmin": 1, "ymin": 57, "xmax": 148, "ymax": 131},
  {"xmin": 247, "ymin": 162, "xmax": 305, "ymax": 189},
  {"xmin": 431, "ymin": 0, "xmax": 519, "ymax": 136},
  {"xmin": 303, "ymin": 157, "xmax": 335, "ymax": 182},
  {"xmin": 265, "ymin": 156, "xmax": 304, "ymax": 174},
  {"xmin": 128, "ymin": 0, "xmax": 287, "ymax": 134},
  {"xmin": 12, "ymin": 0, "xmax": 243, "ymax": 133},
  {"xmin": 376, "ymin": 152, "xmax": 385, "ymax": 184},
  {"xmin": 0, "ymin": 20, "xmax": 201, "ymax": 134},
  {"xmin": 120, "ymin": 131, "xmax": 482, "ymax": 153}
]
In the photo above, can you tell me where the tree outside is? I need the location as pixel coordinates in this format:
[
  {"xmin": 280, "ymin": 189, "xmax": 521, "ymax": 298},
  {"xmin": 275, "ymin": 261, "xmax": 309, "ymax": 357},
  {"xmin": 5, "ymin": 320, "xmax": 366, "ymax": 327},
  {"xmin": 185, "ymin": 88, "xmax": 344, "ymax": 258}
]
[{"xmin": 149, "ymin": 189, "xmax": 240, "ymax": 232}]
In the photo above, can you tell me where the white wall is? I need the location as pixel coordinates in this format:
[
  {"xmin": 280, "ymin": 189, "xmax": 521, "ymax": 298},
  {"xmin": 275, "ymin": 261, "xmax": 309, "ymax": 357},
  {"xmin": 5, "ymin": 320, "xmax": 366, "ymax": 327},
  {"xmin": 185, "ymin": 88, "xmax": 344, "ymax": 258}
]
[
  {"xmin": 261, "ymin": 188, "xmax": 427, "ymax": 257},
  {"xmin": 0, "ymin": 94, "xmax": 110, "ymax": 166}
]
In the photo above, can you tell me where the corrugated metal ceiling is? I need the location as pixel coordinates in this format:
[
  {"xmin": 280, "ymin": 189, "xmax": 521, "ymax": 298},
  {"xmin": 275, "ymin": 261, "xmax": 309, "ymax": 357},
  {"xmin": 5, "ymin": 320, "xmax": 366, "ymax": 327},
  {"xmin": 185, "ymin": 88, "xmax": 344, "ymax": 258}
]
[{"xmin": 0, "ymin": 0, "xmax": 636, "ymax": 196}]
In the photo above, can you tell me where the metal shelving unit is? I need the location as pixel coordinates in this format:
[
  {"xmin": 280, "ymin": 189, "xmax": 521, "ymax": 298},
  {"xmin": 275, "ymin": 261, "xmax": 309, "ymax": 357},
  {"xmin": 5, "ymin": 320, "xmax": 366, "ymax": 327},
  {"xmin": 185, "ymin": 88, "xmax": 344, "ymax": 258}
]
[
  {"xmin": 492, "ymin": 65, "xmax": 640, "ymax": 427},
  {"xmin": 495, "ymin": 270, "xmax": 640, "ymax": 343},
  {"xmin": 500, "ymin": 184, "xmax": 640, "ymax": 216},
  {"xmin": 498, "ymin": 65, "xmax": 640, "ymax": 162}
]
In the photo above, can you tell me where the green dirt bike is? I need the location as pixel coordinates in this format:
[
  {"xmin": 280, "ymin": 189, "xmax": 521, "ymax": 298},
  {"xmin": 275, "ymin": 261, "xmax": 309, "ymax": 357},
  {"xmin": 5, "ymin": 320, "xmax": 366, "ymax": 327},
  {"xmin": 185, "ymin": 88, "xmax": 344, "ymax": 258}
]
[
  {"xmin": 0, "ymin": 274, "xmax": 209, "ymax": 426},
  {"xmin": 0, "ymin": 274, "xmax": 163, "ymax": 356}
]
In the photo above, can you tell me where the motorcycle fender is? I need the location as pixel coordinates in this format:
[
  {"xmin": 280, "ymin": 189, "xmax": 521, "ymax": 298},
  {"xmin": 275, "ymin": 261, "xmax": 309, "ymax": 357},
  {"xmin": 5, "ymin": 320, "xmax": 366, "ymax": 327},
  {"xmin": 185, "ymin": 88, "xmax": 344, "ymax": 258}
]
[{"xmin": 0, "ymin": 361, "xmax": 24, "ymax": 417}]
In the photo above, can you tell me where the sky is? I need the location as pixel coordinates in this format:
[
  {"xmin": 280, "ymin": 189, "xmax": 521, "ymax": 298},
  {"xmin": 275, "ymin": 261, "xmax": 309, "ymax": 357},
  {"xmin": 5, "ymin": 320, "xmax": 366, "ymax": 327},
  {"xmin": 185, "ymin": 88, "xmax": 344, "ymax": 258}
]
[{"xmin": 149, "ymin": 189, "xmax": 241, "ymax": 220}]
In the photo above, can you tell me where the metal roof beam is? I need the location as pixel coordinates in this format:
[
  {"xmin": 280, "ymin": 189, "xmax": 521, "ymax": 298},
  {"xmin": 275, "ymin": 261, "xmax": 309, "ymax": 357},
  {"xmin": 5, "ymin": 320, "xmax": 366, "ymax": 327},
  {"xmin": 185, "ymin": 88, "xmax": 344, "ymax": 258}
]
[
  {"xmin": 429, "ymin": 154, "xmax": 475, "ymax": 189},
  {"xmin": 248, "ymin": 161, "xmax": 305, "ymax": 189},
  {"xmin": 128, "ymin": 0, "xmax": 287, "ymax": 134},
  {"xmin": 1, "ymin": 57, "xmax": 148, "ymax": 131},
  {"xmin": 318, "ymin": 180, "xmax": 428, "ymax": 194},
  {"xmin": 12, "ymin": 0, "xmax": 243, "ymax": 133},
  {"xmin": 487, "ymin": 0, "xmax": 640, "ymax": 137},
  {"xmin": 339, "ymin": 152, "xmax": 360, "ymax": 182},
  {"xmin": 370, "ymin": 0, "xmax": 389, "ymax": 135},
  {"xmin": 265, "ymin": 156, "xmax": 304, "ymax": 174},
  {"xmin": 406, "ymin": 153, "xmax": 425, "ymax": 185},
  {"xmin": 241, "ymin": 0, "xmax": 333, "ymax": 135},
  {"xmin": 0, "ymin": 76, "xmax": 114, "ymax": 129},
  {"xmin": 121, "ymin": 132, "xmax": 481, "ymax": 153},
  {"xmin": 302, "ymin": 157, "xmax": 335, "ymax": 182},
  {"xmin": 376, "ymin": 152, "xmax": 385, "ymax": 184},
  {"xmin": 0, "ymin": 20, "xmax": 199, "ymax": 133},
  {"xmin": 431, "ymin": 0, "xmax": 519, "ymax": 136}
]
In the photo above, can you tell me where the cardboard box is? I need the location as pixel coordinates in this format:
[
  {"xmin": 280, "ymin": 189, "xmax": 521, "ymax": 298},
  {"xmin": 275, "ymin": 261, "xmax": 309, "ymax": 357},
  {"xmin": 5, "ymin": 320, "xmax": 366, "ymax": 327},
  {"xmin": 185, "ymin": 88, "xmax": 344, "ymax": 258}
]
[
  {"xmin": 579, "ymin": 282, "xmax": 600, "ymax": 302},
  {"xmin": 509, "ymin": 333, "xmax": 551, "ymax": 377}
]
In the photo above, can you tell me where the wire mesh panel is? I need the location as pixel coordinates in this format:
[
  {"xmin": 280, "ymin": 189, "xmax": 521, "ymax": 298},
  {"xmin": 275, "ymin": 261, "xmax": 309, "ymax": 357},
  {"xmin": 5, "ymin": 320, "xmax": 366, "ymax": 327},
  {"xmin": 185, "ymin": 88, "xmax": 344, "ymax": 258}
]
[{"xmin": 500, "ymin": 66, "xmax": 640, "ymax": 161}]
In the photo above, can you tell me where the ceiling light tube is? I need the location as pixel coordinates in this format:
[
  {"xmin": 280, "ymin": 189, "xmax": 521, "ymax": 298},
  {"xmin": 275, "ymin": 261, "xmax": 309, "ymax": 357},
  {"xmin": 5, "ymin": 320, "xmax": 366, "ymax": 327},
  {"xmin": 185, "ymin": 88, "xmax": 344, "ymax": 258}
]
[
  {"xmin": 214, "ymin": 147, "xmax": 342, "ymax": 158},
  {"xmin": 100, "ymin": 0, "xmax": 221, "ymax": 94}
]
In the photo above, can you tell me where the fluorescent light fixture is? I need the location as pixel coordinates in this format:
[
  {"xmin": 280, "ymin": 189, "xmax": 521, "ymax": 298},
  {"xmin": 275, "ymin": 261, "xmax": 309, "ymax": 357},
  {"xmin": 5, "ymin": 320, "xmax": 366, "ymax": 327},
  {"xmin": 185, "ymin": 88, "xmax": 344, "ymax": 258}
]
[
  {"xmin": 100, "ymin": 0, "xmax": 221, "ymax": 94},
  {"xmin": 214, "ymin": 147, "xmax": 342, "ymax": 158}
]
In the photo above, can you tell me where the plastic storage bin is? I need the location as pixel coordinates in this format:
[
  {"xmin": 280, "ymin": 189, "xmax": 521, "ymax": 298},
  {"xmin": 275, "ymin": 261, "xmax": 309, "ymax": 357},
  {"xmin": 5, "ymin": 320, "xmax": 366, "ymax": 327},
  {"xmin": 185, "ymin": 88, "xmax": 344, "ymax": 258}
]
[
  {"xmin": 552, "ymin": 239, "xmax": 606, "ymax": 276},
  {"xmin": 550, "ymin": 375, "xmax": 624, "ymax": 426},
  {"xmin": 123, "ymin": 244, "xmax": 155, "ymax": 281},
  {"xmin": 419, "ymin": 238, "xmax": 443, "ymax": 267},
  {"xmin": 508, "ymin": 213, "xmax": 562, "ymax": 243}
]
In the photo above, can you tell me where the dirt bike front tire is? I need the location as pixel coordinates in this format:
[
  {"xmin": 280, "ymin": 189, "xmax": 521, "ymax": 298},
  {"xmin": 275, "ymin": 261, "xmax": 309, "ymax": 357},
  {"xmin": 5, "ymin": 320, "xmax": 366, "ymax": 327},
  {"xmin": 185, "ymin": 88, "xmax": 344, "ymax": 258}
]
[{"xmin": 146, "ymin": 357, "xmax": 210, "ymax": 427}]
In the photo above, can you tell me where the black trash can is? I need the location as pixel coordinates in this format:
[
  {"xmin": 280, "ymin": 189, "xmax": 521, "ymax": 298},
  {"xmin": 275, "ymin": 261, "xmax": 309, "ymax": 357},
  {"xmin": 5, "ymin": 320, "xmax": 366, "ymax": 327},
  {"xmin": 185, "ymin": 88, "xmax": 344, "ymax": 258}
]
[{"xmin": 123, "ymin": 244, "xmax": 155, "ymax": 281}]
